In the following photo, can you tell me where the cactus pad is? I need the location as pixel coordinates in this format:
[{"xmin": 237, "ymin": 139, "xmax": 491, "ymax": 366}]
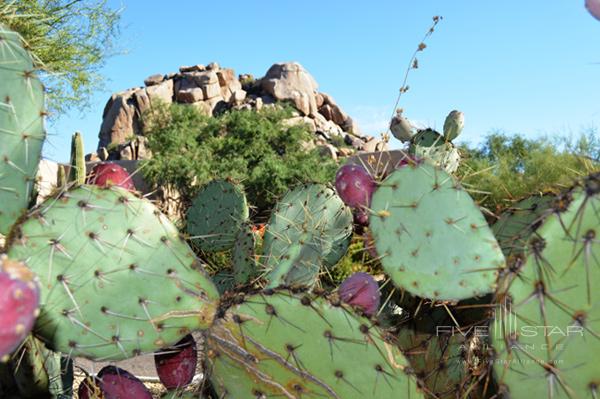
[
  {"xmin": 7, "ymin": 185, "xmax": 219, "ymax": 361},
  {"xmin": 232, "ymin": 221, "xmax": 259, "ymax": 285},
  {"xmin": 186, "ymin": 180, "xmax": 249, "ymax": 252},
  {"xmin": 398, "ymin": 330, "xmax": 483, "ymax": 399},
  {"xmin": 206, "ymin": 289, "xmax": 423, "ymax": 398},
  {"xmin": 0, "ymin": 24, "xmax": 46, "ymax": 234},
  {"xmin": 492, "ymin": 194, "xmax": 555, "ymax": 257},
  {"xmin": 262, "ymin": 184, "xmax": 353, "ymax": 287},
  {"xmin": 491, "ymin": 174, "xmax": 600, "ymax": 398},
  {"xmin": 10, "ymin": 335, "xmax": 73, "ymax": 398},
  {"xmin": 369, "ymin": 163, "xmax": 504, "ymax": 301}
]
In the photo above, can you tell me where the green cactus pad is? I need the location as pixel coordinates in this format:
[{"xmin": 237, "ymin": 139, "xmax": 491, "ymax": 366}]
[
  {"xmin": 492, "ymin": 194, "xmax": 555, "ymax": 258},
  {"xmin": 0, "ymin": 24, "xmax": 46, "ymax": 234},
  {"xmin": 369, "ymin": 163, "xmax": 504, "ymax": 301},
  {"xmin": 186, "ymin": 180, "xmax": 249, "ymax": 252},
  {"xmin": 232, "ymin": 222, "xmax": 258, "ymax": 285},
  {"xmin": 10, "ymin": 335, "xmax": 73, "ymax": 398},
  {"xmin": 399, "ymin": 330, "xmax": 484, "ymax": 399},
  {"xmin": 265, "ymin": 236, "xmax": 323, "ymax": 288},
  {"xmin": 7, "ymin": 185, "xmax": 219, "ymax": 361},
  {"xmin": 491, "ymin": 174, "xmax": 600, "ymax": 398},
  {"xmin": 206, "ymin": 290, "xmax": 424, "ymax": 398},
  {"xmin": 410, "ymin": 129, "xmax": 445, "ymax": 148},
  {"xmin": 411, "ymin": 142, "xmax": 461, "ymax": 174},
  {"xmin": 262, "ymin": 184, "xmax": 353, "ymax": 288}
]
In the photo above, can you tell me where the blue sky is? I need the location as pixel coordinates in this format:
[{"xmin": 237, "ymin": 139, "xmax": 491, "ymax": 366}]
[{"xmin": 45, "ymin": 0, "xmax": 600, "ymax": 162}]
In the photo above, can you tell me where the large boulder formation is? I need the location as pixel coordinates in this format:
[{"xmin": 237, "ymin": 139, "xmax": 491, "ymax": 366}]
[{"xmin": 94, "ymin": 62, "xmax": 387, "ymax": 161}]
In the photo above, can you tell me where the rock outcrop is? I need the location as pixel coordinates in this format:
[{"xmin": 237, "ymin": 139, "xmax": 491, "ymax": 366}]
[{"xmin": 94, "ymin": 61, "xmax": 387, "ymax": 161}]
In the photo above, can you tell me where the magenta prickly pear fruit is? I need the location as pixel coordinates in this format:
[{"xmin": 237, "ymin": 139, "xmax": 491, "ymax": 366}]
[
  {"xmin": 587, "ymin": 0, "xmax": 600, "ymax": 20},
  {"xmin": 0, "ymin": 255, "xmax": 39, "ymax": 362},
  {"xmin": 338, "ymin": 272, "xmax": 381, "ymax": 316},
  {"xmin": 78, "ymin": 375, "xmax": 104, "ymax": 399},
  {"xmin": 154, "ymin": 334, "xmax": 197, "ymax": 389},
  {"xmin": 97, "ymin": 366, "xmax": 152, "ymax": 399},
  {"xmin": 88, "ymin": 162, "xmax": 135, "ymax": 191},
  {"xmin": 335, "ymin": 163, "xmax": 376, "ymax": 209},
  {"xmin": 353, "ymin": 208, "xmax": 370, "ymax": 226}
]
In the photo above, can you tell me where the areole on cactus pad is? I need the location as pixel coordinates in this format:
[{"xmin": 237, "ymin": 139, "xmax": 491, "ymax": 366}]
[{"xmin": 6, "ymin": 185, "xmax": 219, "ymax": 361}]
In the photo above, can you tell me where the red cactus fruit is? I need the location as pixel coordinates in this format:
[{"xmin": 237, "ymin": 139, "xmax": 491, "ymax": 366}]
[
  {"xmin": 0, "ymin": 255, "xmax": 39, "ymax": 361},
  {"xmin": 335, "ymin": 164, "xmax": 376, "ymax": 209},
  {"xmin": 97, "ymin": 366, "xmax": 152, "ymax": 399},
  {"xmin": 353, "ymin": 208, "xmax": 370, "ymax": 227},
  {"xmin": 587, "ymin": 0, "xmax": 600, "ymax": 20},
  {"xmin": 88, "ymin": 162, "xmax": 135, "ymax": 191},
  {"xmin": 339, "ymin": 272, "xmax": 380, "ymax": 317},
  {"xmin": 154, "ymin": 334, "xmax": 197, "ymax": 389},
  {"xmin": 77, "ymin": 375, "xmax": 104, "ymax": 399}
]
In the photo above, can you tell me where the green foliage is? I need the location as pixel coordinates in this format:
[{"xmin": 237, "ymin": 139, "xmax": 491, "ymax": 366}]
[
  {"xmin": 0, "ymin": 0, "xmax": 122, "ymax": 116},
  {"xmin": 142, "ymin": 103, "xmax": 339, "ymax": 213},
  {"xmin": 457, "ymin": 131, "xmax": 599, "ymax": 212},
  {"xmin": 327, "ymin": 236, "xmax": 381, "ymax": 285}
]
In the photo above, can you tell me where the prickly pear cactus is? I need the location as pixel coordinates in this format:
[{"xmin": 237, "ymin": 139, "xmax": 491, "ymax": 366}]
[
  {"xmin": 7, "ymin": 185, "xmax": 219, "ymax": 361},
  {"xmin": 232, "ymin": 221, "xmax": 258, "ymax": 285},
  {"xmin": 369, "ymin": 163, "xmax": 504, "ymax": 301},
  {"xmin": 0, "ymin": 24, "xmax": 46, "ymax": 234},
  {"xmin": 492, "ymin": 193, "xmax": 555, "ymax": 257},
  {"xmin": 263, "ymin": 184, "xmax": 353, "ymax": 288},
  {"xmin": 409, "ymin": 129, "xmax": 460, "ymax": 174},
  {"xmin": 398, "ymin": 330, "xmax": 484, "ymax": 399},
  {"xmin": 9, "ymin": 335, "xmax": 73, "ymax": 398},
  {"xmin": 206, "ymin": 289, "xmax": 424, "ymax": 398},
  {"xmin": 491, "ymin": 173, "xmax": 600, "ymax": 398},
  {"xmin": 186, "ymin": 180, "xmax": 249, "ymax": 252},
  {"xmin": 442, "ymin": 110, "xmax": 464, "ymax": 141}
]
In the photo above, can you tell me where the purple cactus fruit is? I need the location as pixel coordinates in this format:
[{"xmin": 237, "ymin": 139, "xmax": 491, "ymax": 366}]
[
  {"xmin": 77, "ymin": 376, "xmax": 104, "ymax": 399},
  {"xmin": 353, "ymin": 208, "xmax": 370, "ymax": 227},
  {"xmin": 0, "ymin": 255, "xmax": 39, "ymax": 361},
  {"xmin": 339, "ymin": 272, "xmax": 381, "ymax": 317},
  {"xmin": 154, "ymin": 334, "xmax": 197, "ymax": 389},
  {"xmin": 97, "ymin": 366, "xmax": 152, "ymax": 399},
  {"xmin": 88, "ymin": 162, "xmax": 136, "ymax": 191},
  {"xmin": 335, "ymin": 164, "xmax": 376, "ymax": 209},
  {"xmin": 587, "ymin": 0, "xmax": 600, "ymax": 20}
]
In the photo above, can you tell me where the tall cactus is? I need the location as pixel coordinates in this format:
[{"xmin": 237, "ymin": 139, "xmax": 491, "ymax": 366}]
[{"xmin": 68, "ymin": 131, "xmax": 85, "ymax": 185}]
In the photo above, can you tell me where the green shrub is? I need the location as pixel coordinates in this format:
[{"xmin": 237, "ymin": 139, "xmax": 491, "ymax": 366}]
[
  {"xmin": 141, "ymin": 103, "xmax": 338, "ymax": 214},
  {"xmin": 457, "ymin": 131, "xmax": 599, "ymax": 212},
  {"xmin": 0, "ymin": 0, "xmax": 122, "ymax": 116}
]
